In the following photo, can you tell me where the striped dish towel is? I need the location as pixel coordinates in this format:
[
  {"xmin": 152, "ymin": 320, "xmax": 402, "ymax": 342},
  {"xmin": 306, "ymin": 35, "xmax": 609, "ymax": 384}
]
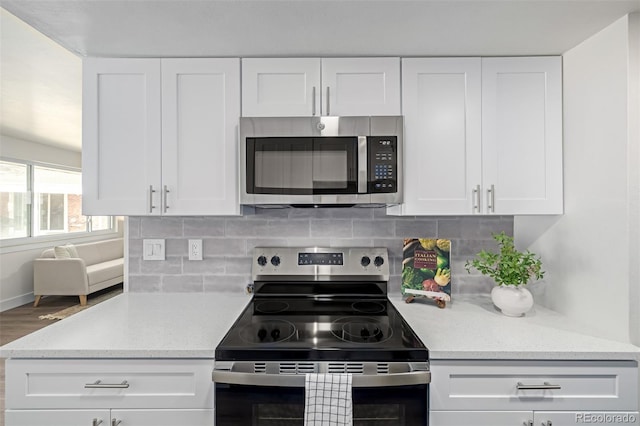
[{"xmin": 304, "ymin": 373, "xmax": 353, "ymax": 426}]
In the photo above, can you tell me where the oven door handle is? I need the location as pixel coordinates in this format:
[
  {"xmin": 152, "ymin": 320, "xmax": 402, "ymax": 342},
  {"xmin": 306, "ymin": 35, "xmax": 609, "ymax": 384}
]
[{"xmin": 213, "ymin": 371, "xmax": 430, "ymax": 387}]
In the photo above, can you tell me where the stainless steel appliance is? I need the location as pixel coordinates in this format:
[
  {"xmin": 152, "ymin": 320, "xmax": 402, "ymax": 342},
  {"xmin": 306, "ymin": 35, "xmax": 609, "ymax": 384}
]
[
  {"xmin": 240, "ymin": 116, "xmax": 403, "ymax": 207},
  {"xmin": 213, "ymin": 247, "xmax": 429, "ymax": 426}
]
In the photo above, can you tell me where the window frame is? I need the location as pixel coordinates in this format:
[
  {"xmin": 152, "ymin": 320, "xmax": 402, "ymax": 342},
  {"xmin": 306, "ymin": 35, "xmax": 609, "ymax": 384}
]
[{"xmin": 0, "ymin": 158, "xmax": 117, "ymax": 247}]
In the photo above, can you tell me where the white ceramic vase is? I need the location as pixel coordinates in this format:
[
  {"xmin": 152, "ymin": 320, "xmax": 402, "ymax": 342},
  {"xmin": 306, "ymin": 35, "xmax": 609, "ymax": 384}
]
[{"xmin": 491, "ymin": 285, "xmax": 534, "ymax": 317}]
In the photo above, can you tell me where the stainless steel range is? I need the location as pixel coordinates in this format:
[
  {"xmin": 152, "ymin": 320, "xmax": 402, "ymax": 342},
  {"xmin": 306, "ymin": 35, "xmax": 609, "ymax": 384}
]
[{"xmin": 213, "ymin": 247, "xmax": 430, "ymax": 426}]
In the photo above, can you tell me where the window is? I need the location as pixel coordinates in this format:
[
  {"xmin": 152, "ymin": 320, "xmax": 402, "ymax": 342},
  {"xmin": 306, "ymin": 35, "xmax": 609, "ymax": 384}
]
[
  {"xmin": 0, "ymin": 161, "xmax": 29, "ymax": 239},
  {"xmin": 0, "ymin": 160, "xmax": 114, "ymax": 240}
]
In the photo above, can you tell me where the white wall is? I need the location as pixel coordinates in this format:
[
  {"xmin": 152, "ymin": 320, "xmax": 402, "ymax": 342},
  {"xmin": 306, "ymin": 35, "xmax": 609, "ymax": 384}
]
[
  {"xmin": 628, "ymin": 12, "xmax": 640, "ymax": 346},
  {"xmin": 515, "ymin": 14, "xmax": 640, "ymax": 344}
]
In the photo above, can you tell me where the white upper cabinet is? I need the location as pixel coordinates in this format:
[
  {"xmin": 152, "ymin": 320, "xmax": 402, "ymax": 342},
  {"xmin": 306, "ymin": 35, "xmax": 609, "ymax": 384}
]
[
  {"xmin": 481, "ymin": 56, "xmax": 563, "ymax": 215},
  {"xmin": 394, "ymin": 56, "xmax": 562, "ymax": 215},
  {"xmin": 242, "ymin": 57, "xmax": 400, "ymax": 116},
  {"xmin": 321, "ymin": 58, "xmax": 401, "ymax": 116},
  {"xmin": 161, "ymin": 58, "xmax": 240, "ymax": 216},
  {"xmin": 242, "ymin": 58, "xmax": 320, "ymax": 117},
  {"xmin": 83, "ymin": 58, "xmax": 240, "ymax": 216},
  {"xmin": 393, "ymin": 57, "xmax": 482, "ymax": 215},
  {"xmin": 83, "ymin": 59, "xmax": 162, "ymax": 216}
]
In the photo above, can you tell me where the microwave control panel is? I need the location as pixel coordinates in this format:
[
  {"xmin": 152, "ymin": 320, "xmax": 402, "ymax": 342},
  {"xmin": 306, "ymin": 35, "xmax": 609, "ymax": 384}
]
[{"xmin": 368, "ymin": 136, "xmax": 398, "ymax": 193}]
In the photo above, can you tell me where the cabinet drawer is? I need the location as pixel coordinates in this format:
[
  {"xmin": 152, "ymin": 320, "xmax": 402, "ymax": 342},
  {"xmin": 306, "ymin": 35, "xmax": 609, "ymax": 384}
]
[
  {"xmin": 5, "ymin": 359, "xmax": 214, "ymax": 409},
  {"xmin": 430, "ymin": 360, "xmax": 638, "ymax": 411}
]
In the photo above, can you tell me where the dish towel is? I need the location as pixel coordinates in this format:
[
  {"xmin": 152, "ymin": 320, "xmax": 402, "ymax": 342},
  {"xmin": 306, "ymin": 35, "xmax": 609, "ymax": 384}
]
[{"xmin": 304, "ymin": 373, "xmax": 353, "ymax": 426}]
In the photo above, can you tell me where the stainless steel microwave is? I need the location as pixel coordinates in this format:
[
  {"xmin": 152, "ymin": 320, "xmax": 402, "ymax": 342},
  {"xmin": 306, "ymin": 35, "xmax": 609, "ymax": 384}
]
[{"xmin": 240, "ymin": 116, "xmax": 403, "ymax": 207}]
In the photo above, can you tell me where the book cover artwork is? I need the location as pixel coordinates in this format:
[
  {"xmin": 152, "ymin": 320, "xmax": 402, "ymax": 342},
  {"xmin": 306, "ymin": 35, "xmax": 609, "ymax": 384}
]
[{"xmin": 401, "ymin": 238, "xmax": 451, "ymax": 308}]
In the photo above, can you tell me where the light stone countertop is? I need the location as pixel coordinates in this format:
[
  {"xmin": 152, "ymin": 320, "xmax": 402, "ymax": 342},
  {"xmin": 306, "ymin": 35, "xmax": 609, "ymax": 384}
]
[
  {"xmin": 391, "ymin": 294, "xmax": 640, "ymax": 361},
  {"xmin": 1, "ymin": 292, "xmax": 639, "ymax": 361},
  {"xmin": 0, "ymin": 293, "xmax": 251, "ymax": 358}
]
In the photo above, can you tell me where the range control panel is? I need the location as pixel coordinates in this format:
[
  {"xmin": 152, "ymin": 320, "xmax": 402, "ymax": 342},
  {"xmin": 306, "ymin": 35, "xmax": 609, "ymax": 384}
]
[
  {"xmin": 252, "ymin": 247, "xmax": 389, "ymax": 282},
  {"xmin": 368, "ymin": 136, "xmax": 397, "ymax": 193}
]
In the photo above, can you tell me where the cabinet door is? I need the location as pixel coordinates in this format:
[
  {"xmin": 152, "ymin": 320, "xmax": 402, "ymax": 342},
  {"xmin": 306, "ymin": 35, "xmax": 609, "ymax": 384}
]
[
  {"xmin": 161, "ymin": 58, "xmax": 241, "ymax": 215},
  {"xmin": 482, "ymin": 57, "xmax": 563, "ymax": 214},
  {"xmin": 242, "ymin": 58, "xmax": 320, "ymax": 117},
  {"xmin": 390, "ymin": 58, "xmax": 481, "ymax": 215},
  {"xmin": 5, "ymin": 409, "xmax": 109, "ymax": 425},
  {"xmin": 535, "ymin": 412, "xmax": 640, "ymax": 426},
  {"xmin": 82, "ymin": 58, "xmax": 162, "ymax": 215},
  {"xmin": 430, "ymin": 411, "xmax": 531, "ymax": 426},
  {"xmin": 111, "ymin": 409, "xmax": 214, "ymax": 426},
  {"xmin": 322, "ymin": 57, "xmax": 401, "ymax": 116}
]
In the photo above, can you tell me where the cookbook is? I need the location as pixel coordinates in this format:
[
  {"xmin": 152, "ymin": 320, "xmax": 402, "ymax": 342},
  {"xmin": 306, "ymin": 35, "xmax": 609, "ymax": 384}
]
[{"xmin": 401, "ymin": 238, "xmax": 451, "ymax": 307}]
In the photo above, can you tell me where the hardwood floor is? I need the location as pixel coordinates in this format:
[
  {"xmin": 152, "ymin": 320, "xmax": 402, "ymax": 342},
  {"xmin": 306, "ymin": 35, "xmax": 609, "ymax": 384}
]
[{"xmin": 0, "ymin": 285, "xmax": 123, "ymax": 425}]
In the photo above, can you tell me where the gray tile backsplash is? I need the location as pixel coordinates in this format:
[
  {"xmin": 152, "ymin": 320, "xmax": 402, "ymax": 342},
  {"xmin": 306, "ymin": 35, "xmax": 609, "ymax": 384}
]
[{"xmin": 128, "ymin": 208, "xmax": 513, "ymax": 296}]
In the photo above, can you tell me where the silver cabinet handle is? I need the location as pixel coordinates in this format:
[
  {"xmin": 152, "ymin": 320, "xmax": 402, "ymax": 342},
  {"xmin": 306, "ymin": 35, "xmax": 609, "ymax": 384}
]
[
  {"xmin": 312, "ymin": 86, "xmax": 317, "ymax": 116},
  {"xmin": 163, "ymin": 185, "xmax": 170, "ymax": 213},
  {"xmin": 516, "ymin": 381, "xmax": 561, "ymax": 390},
  {"xmin": 523, "ymin": 421, "xmax": 533, "ymax": 426},
  {"xmin": 149, "ymin": 185, "xmax": 156, "ymax": 213},
  {"xmin": 542, "ymin": 422, "xmax": 552, "ymax": 426},
  {"xmin": 473, "ymin": 184, "xmax": 481, "ymax": 212},
  {"xmin": 487, "ymin": 184, "xmax": 495, "ymax": 213},
  {"xmin": 326, "ymin": 86, "xmax": 330, "ymax": 116},
  {"xmin": 93, "ymin": 420, "xmax": 103, "ymax": 426},
  {"xmin": 112, "ymin": 420, "xmax": 122, "ymax": 426},
  {"xmin": 84, "ymin": 380, "xmax": 130, "ymax": 389}
]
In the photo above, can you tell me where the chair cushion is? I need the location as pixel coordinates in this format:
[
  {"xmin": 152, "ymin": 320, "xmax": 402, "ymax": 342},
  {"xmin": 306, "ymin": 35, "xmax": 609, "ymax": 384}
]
[
  {"xmin": 54, "ymin": 246, "xmax": 71, "ymax": 259},
  {"xmin": 53, "ymin": 244, "xmax": 80, "ymax": 259},
  {"xmin": 65, "ymin": 243, "xmax": 79, "ymax": 258},
  {"xmin": 86, "ymin": 258, "xmax": 124, "ymax": 286}
]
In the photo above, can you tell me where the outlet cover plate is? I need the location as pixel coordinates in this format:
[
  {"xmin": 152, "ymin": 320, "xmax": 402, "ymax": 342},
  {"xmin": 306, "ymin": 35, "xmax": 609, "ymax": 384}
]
[{"xmin": 143, "ymin": 239, "xmax": 165, "ymax": 261}]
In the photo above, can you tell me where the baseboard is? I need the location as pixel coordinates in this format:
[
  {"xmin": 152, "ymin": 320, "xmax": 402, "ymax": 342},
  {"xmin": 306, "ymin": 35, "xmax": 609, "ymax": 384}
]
[{"xmin": 0, "ymin": 292, "xmax": 34, "ymax": 312}]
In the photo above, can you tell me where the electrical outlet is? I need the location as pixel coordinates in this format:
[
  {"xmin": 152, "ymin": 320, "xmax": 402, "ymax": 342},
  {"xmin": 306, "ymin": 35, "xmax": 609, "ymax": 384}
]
[{"xmin": 189, "ymin": 239, "xmax": 203, "ymax": 261}]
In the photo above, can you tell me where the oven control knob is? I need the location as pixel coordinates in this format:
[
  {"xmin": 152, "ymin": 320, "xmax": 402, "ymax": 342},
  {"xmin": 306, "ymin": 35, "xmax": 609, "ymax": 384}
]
[
  {"xmin": 360, "ymin": 256, "xmax": 371, "ymax": 267},
  {"xmin": 257, "ymin": 255, "xmax": 268, "ymax": 266},
  {"xmin": 270, "ymin": 255, "xmax": 281, "ymax": 267},
  {"xmin": 374, "ymin": 256, "xmax": 385, "ymax": 267}
]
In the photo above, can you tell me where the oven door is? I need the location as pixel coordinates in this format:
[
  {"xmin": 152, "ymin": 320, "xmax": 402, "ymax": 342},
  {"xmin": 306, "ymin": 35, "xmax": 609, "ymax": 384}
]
[{"xmin": 214, "ymin": 372, "xmax": 428, "ymax": 426}]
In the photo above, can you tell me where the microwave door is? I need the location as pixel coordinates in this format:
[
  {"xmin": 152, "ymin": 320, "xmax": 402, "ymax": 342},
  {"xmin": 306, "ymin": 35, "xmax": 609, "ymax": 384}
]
[
  {"xmin": 357, "ymin": 136, "xmax": 367, "ymax": 194},
  {"xmin": 311, "ymin": 137, "xmax": 358, "ymax": 194},
  {"xmin": 251, "ymin": 138, "xmax": 314, "ymax": 195}
]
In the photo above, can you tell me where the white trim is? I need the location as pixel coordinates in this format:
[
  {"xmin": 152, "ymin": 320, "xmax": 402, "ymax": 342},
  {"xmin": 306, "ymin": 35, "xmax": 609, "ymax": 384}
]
[
  {"xmin": 0, "ymin": 230, "xmax": 120, "ymax": 254},
  {"xmin": 0, "ymin": 291, "xmax": 34, "ymax": 312}
]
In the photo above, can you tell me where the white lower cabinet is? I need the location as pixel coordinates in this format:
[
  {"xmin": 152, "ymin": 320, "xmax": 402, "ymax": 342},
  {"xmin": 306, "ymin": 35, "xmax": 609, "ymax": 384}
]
[
  {"xmin": 5, "ymin": 409, "xmax": 109, "ymax": 426},
  {"xmin": 430, "ymin": 411, "xmax": 640, "ymax": 426},
  {"xmin": 6, "ymin": 409, "xmax": 214, "ymax": 426},
  {"xmin": 430, "ymin": 360, "xmax": 640, "ymax": 426},
  {"xmin": 4, "ymin": 359, "xmax": 214, "ymax": 426}
]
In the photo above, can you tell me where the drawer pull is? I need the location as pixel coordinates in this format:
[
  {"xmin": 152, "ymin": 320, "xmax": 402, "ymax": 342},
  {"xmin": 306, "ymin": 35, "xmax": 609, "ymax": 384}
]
[
  {"xmin": 85, "ymin": 380, "xmax": 130, "ymax": 389},
  {"xmin": 516, "ymin": 381, "xmax": 561, "ymax": 390},
  {"xmin": 92, "ymin": 420, "xmax": 103, "ymax": 426},
  {"xmin": 523, "ymin": 421, "xmax": 533, "ymax": 426},
  {"xmin": 542, "ymin": 422, "xmax": 552, "ymax": 426},
  {"xmin": 112, "ymin": 420, "xmax": 122, "ymax": 426}
]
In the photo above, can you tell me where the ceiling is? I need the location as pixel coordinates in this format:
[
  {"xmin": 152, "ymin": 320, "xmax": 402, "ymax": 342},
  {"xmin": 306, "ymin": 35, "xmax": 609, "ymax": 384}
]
[{"xmin": 1, "ymin": 0, "xmax": 640, "ymax": 153}]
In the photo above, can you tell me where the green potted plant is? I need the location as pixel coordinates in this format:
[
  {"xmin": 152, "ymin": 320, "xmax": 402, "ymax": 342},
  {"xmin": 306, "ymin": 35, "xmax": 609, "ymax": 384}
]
[{"xmin": 465, "ymin": 232, "xmax": 544, "ymax": 316}]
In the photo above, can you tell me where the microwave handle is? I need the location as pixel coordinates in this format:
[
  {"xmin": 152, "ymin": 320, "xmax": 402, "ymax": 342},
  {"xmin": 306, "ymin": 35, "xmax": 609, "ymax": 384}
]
[{"xmin": 358, "ymin": 136, "xmax": 368, "ymax": 193}]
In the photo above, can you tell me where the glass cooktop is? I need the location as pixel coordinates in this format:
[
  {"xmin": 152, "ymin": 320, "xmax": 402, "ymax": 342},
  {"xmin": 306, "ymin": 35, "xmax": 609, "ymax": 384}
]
[{"xmin": 214, "ymin": 295, "xmax": 428, "ymax": 362}]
